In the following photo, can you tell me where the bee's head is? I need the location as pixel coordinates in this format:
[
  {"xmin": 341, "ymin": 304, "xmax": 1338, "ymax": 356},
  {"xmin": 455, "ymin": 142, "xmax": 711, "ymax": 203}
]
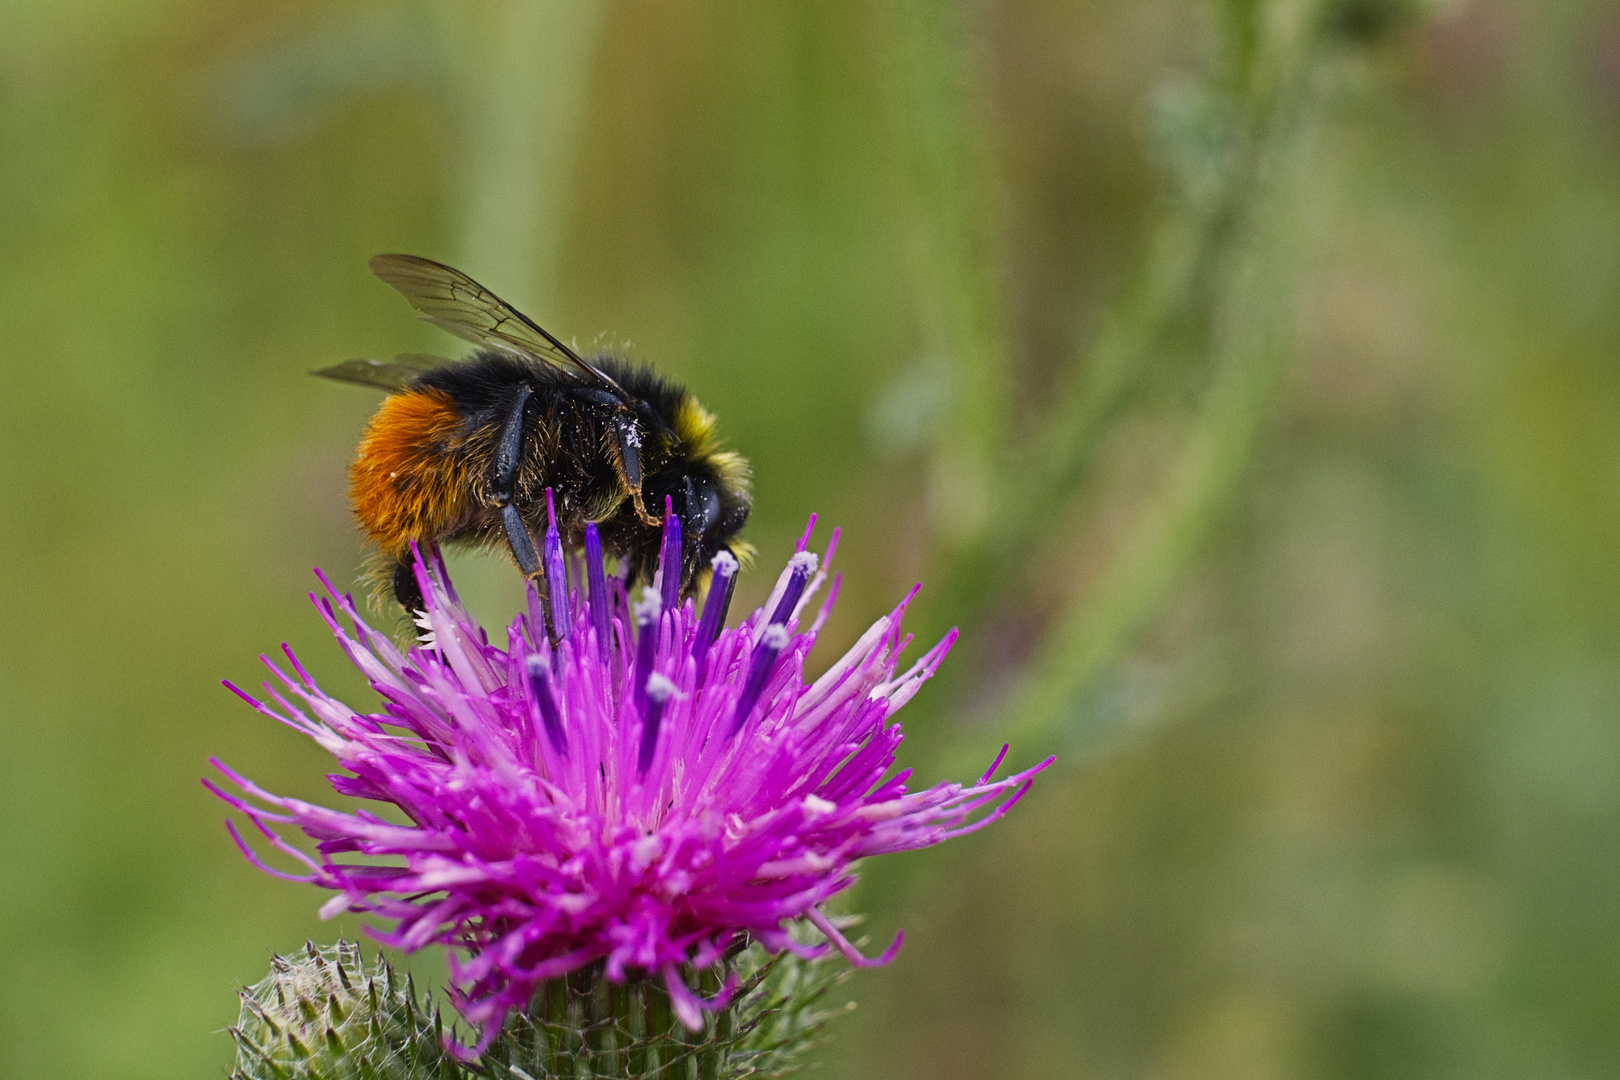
[
  {"xmin": 644, "ymin": 459, "xmax": 753, "ymax": 594},
  {"xmin": 643, "ymin": 392, "xmax": 753, "ymax": 594}
]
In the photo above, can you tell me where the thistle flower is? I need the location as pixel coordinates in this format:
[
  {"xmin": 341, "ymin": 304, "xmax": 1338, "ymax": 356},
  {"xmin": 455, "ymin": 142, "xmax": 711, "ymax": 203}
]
[{"xmin": 208, "ymin": 500, "xmax": 1051, "ymax": 1056}]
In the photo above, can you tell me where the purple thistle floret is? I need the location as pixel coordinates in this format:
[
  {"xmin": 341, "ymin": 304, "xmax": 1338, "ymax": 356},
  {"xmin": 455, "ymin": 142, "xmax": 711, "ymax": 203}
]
[{"xmin": 207, "ymin": 508, "xmax": 1052, "ymax": 1056}]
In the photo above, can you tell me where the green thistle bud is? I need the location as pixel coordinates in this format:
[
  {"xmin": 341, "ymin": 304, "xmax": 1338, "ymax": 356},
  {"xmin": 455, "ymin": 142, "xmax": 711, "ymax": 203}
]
[
  {"xmin": 475, "ymin": 941, "xmax": 852, "ymax": 1080},
  {"xmin": 229, "ymin": 941, "xmax": 458, "ymax": 1080}
]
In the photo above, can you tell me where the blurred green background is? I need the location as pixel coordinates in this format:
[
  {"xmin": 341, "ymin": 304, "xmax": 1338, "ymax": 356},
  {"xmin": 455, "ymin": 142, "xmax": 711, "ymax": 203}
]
[{"xmin": 6, "ymin": 0, "xmax": 1620, "ymax": 1076}]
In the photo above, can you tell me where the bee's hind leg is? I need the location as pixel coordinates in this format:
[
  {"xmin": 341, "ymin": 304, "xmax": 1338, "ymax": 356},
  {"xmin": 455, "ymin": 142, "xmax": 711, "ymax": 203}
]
[
  {"xmin": 393, "ymin": 559, "xmax": 427, "ymax": 614},
  {"xmin": 392, "ymin": 556, "xmax": 437, "ymax": 649}
]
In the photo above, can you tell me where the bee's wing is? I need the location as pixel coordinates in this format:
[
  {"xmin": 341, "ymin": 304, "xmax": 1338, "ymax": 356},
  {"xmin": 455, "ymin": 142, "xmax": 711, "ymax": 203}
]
[
  {"xmin": 368, "ymin": 254, "xmax": 622, "ymax": 392},
  {"xmin": 311, "ymin": 354, "xmax": 447, "ymax": 391}
]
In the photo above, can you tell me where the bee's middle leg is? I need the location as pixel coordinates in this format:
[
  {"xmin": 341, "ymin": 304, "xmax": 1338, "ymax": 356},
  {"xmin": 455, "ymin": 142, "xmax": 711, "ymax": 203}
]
[{"xmin": 493, "ymin": 385, "xmax": 544, "ymax": 583}]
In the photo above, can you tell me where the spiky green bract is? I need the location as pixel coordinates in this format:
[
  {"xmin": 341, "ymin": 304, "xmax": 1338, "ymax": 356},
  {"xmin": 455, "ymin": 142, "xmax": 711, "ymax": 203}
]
[
  {"xmin": 476, "ymin": 941, "xmax": 851, "ymax": 1080},
  {"xmin": 230, "ymin": 941, "xmax": 458, "ymax": 1080},
  {"xmin": 230, "ymin": 939, "xmax": 848, "ymax": 1080}
]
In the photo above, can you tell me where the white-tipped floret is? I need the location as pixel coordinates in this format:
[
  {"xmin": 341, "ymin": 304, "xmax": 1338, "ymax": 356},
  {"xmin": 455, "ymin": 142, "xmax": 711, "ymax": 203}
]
[
  {"xmin": 644, "ymin": 672, "xmax": 681, "ymax": 703},
  {"xmin": 412, "ymin": 610, "xmax": 437, "ymax": 650},
  {"xmin": 632, "ymin": 586, "xmax": 662, "ymax": 622},
  {"xmin": 801, "ymin": 794, "xmax": 837, "ymax": 817},
  {"xmin": 760, "ymin": 624, "xmax": 790, "ymax": 650},
  {"xmin": 525, "ymin": 654, "xmax": 550, "ymax": 678},
  {"xmin": 710, "ymin": 550, "xmax": 739, "ymax": 575},
  {"xmin": 787, "ymin": 551, "xmax": 819, "ymax": 576}
]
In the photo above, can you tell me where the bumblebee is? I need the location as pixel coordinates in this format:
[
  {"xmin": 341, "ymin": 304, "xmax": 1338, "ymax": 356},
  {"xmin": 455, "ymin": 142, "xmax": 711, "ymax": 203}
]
[{"xmin": 317, "ymin": 254, "xmax": 752, "ymax": 614}]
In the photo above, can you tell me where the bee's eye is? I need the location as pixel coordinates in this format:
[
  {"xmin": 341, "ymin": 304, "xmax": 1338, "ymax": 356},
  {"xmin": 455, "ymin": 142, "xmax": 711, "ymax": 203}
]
[{"xmin": 682, "ymin": 475, "xmax": 722, "ymax": 539}]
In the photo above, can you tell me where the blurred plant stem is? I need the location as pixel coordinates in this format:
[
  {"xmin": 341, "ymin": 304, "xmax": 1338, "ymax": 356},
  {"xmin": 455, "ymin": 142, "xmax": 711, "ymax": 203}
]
[
  {"xmin": 984, "ymin": 118, "xmax": 1319, "ymax": 772},
  {"xmin": 874, "ymin": 0, "xmax": 1012, "ymax": 547},
  {"xmin": 452, "ymin": 0, "xmax": 607, "ymax": 310},
  {"xmin": 908, "ymin": 0, "xmax": 1339, "ymax": 773},
  {"xmin": 984, "ymin": 1, "xmax": 1334, "ymax": 762}
]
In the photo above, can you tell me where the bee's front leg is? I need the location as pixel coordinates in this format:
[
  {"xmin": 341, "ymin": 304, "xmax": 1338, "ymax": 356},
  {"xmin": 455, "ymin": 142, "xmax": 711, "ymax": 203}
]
[{"xmin": 607, "ymin": 413, "xmax": 660, "ymax": 526}]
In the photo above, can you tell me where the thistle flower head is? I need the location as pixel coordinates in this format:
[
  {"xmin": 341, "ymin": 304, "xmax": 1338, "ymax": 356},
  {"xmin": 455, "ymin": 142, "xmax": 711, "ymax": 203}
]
[{"xmin": 209, "ymin": 503, "xmax": 1051, "ymax": 1056}]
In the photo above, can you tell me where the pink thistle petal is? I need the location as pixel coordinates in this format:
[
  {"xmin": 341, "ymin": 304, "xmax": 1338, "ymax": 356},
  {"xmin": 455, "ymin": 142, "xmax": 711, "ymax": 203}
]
[{"xmin": 805, "ymin": 907, "xmax": 904, "ymax": 968}]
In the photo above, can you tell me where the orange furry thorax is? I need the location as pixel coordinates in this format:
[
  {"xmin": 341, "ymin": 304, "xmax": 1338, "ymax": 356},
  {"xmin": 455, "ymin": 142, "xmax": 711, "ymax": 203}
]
[{"xmin": 349, "ymin": 388, "xmax": 473, "ymax": 558}]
